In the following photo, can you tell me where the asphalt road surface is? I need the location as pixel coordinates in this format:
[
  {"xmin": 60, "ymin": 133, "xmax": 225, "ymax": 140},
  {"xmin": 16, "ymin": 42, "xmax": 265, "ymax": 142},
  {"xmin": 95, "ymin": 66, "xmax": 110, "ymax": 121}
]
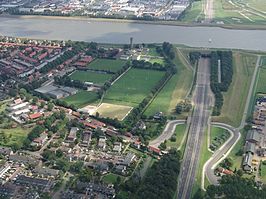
[
  {"xmin": 149, "ymin": 120, "xmax": 185, "ymax": 148},
  {"xmin": 177, "ymin": 58, "xmax": 213, "ymax": 199},
  {"xmin": 205, "ymin": 123, "xmax": 240, "ymax": 185}
]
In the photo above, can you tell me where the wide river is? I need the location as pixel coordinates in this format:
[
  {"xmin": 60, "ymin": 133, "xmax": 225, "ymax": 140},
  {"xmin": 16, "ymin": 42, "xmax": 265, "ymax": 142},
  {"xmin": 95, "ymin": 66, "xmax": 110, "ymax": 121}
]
[{"xmin": 1, "ymin": 16, "xmax": 266, "ymax": 51}]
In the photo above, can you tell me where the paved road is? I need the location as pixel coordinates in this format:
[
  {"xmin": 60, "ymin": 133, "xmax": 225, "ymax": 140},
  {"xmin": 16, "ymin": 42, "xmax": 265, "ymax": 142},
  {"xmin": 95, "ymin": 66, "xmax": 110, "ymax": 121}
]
[
  {"xmin": 203, "ymin": 55, "xmax": 261, "ymax": 186},
  {"xmin": 204, "ymin": 123, "xmax": 240, "ymax": 185},
  {"xmin": 177, "ymin": 58, "xmax": 213, "ymax": 199},
  {"xmin": 204, "ymin": 0, "xmax": 214, "ymax": 23},
  {"xmin": 149, "ymin": 120, "xmax": 185, "ymax": 148}
]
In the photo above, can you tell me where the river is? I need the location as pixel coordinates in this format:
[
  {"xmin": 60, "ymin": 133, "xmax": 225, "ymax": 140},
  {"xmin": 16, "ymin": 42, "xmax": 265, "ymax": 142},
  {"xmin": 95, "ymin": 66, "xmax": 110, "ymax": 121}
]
[{"xmin": 0, "ymin": 16, "xmax": 266, "ymax": 51}]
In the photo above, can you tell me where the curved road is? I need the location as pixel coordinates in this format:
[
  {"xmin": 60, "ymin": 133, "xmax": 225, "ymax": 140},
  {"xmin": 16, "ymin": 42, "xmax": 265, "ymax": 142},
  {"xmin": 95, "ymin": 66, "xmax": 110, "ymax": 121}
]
[
  {"xmin": 203, "ymin": 55, "xmax": 261, "ymax": 187},
  {"xmin": 204, "ymin": 123, "xmax": 240, "ymax": 185},
  {"xmin": 149, "ymin": 120, "xmax": 186, "ymax": 148}
]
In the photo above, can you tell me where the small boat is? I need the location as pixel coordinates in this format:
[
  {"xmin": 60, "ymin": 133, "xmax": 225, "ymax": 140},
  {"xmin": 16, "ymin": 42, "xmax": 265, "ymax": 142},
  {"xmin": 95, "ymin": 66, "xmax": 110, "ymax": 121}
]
[{"xmin": 208, "ymin": 38, "xmax": 212, "ymax": 43}]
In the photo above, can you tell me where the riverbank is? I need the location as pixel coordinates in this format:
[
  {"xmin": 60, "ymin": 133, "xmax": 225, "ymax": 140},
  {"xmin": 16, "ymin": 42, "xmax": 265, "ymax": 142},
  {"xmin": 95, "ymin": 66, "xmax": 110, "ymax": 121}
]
[{"xmin": 2, "ymin": 14, "xmax": 266, "ymax": 30}]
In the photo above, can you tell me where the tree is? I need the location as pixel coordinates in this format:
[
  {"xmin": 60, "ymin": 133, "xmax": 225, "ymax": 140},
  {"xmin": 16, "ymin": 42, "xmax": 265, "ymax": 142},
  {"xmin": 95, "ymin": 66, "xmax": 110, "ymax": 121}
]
[
  {"xmin": 47, "ymin": 102, "xmax": 54, "ymax": 111},
  {"xmin": 32, "ymin": 96, "xmax": 38, "ymax": 105}
]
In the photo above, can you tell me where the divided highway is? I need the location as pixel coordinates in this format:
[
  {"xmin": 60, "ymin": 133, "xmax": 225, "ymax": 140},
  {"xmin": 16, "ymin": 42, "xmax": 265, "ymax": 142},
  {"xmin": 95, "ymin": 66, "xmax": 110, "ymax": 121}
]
[{"xmin": 177, "ymin": 58, "xmax": 213, "ymax": 199}]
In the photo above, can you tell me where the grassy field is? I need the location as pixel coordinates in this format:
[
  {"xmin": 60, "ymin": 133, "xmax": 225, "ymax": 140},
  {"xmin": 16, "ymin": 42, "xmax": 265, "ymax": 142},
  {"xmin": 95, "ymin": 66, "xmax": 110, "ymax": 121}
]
[
  {"xmin": 88, "ymin": 58, "xmax": 126, "ymax": 72},
  {"xmin": 256, "ymin": 67, "xmax": 266, "ymax": 94},
  {"xmin": 260, "ymin": 164, "xmax": 266, "ymax": 184},
  {"xmin": 181, "ymin": 0, "xmax": 204, "ymax": 22},
  {"xmin": 144, "ymin": 50, "xmax": 193, "ymax": 117},
  {"xmin": 96, "ymin": 103, "xmax": 133, "ymax": 121},
  {"xmin": 147, "ymin": 48, "xmax": 160, "ymax": 57},
  {"xmin": 210, "ymin": 126, "xmax": 230, "ymax": 151},
  {"xmin": 104, "ymin": 68, "xmax": 165, "ymax": 107},
  {"xmin": 70, "ymin": 71, "xmax": 113, "ymax": 85},
  {"xmin": 212, "ymin": 0, "xmax": 266, "ymax": 25},
  {"xmin": 63, "ymin": 90, "xmax": 99, "ymax": 108},
  {"xmin": 166, "ymin": 124, "xmax": 186, "ymax": 149},
  {"xmin": 212, "ymin": 52, "xmax": 257, "ymax": 127},
  {"xmin": 148, "ymin": 58, "xmax": 165, "ymax": 65},
  {"xmin": 0, "ymin": 127, "xmax": 30, "ymax": 148},
  {"xmin": 102, "ymin": 173, "xmax": 124, "ymax": 184}
]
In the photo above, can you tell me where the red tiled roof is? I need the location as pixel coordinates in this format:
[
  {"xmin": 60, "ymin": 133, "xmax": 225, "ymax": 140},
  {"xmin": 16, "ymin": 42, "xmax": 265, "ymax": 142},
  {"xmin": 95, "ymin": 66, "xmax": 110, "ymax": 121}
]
[
  {"xmin": 148, "ymin": 146, "xmax": 161, "ymax": 154},
  {"xmin": 29, "ymin": 113, "xmax": 42, "ymax": 120}
]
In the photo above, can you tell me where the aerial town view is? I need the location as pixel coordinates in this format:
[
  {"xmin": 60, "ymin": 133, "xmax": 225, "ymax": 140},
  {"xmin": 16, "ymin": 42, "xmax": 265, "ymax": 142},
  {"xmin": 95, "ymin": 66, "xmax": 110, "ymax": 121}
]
[{"xmin": 0, "ymin": 0, "xmax": 266, "ymax": 199}]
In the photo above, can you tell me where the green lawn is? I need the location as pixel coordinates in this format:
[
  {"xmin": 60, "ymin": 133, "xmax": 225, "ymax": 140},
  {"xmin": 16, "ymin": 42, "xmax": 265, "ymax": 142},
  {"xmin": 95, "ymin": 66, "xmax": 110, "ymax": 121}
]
[
  {"xmin": 144, "ymin": 49, "xmax": 193, "ymax": 117},
  {"xmin": 0, "ymin": 127, "xmax": 30, "ymax": 148},
  {"xmin": 87, "ymin": 58, "xmax": 127, "ymax": 72},
  {"xmin": 148, "ymin": 58, "xmax": 165, "ymax": 65},
  {"xmin": 102, "ymin": 173, "xmax": 124, "ymax": 184},
  {"xmin": 210, "ymin": 126, "xmax": 230, "ymax": 151},
  {"xmin": 212, "ymin": 52, "xmax": 257, "ymax": 127},
  {"xmin": 104, "ymin": 68, "xmax": 165, "ymax": 107},
  {"xmin": 70, "ymin": 71, "xmax": 113, "ymax": 85},
  {"xmin": 256, "ymin": 67, "xmax": 266, "ymax": 94},
  {"xmin": 147, "ymin": 48, "xmax": 160, "ymax": 57},
  {"xmin": 63, "ymin": 90, "xmax": 99, "ymax": 108},
  {"xmin": 166, "ymin": 124, "xmax": 186, "ymax": 149},
  {"xmin": 260, "ymin": 164, "xmax": 266, "ymax": 184}
]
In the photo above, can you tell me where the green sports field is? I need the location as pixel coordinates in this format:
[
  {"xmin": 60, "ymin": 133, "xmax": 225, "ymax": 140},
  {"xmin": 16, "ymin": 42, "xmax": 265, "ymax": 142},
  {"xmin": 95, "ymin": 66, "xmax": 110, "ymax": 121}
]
[
  {"xmin": 88, "ymin": 58, "xmax": 126, "ymax": 72},
  {"xmin": 63, "ymin": 90, "xmax": 99, "ymax": 108},
  {"xmin": 104, "ymin": 68, "xmax": 165, "ymax": 107},
  {"xmin": 70, "ymin": 70, "xmax": 113, "ymax": 85}
]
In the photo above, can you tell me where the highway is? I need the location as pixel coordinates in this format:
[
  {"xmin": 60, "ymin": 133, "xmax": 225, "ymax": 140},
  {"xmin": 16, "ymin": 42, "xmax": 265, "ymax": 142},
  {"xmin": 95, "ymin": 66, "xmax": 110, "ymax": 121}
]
[
  {"xmin": 177, "ymin": 57, "xmax": 213, "ymax": 199},
  {"xmin": 149, "ymin": 120, "xmax": 186, "ymax": 148}
]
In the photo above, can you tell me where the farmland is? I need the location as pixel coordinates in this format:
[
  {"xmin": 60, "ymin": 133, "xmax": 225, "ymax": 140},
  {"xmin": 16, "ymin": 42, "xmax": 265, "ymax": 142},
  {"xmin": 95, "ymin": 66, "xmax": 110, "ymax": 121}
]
[
  {"xmin": 255, "ymin": 63, "xmax": 266, "ymax": 94},
  {"xmin": 70, "ymin": 70, "xmax": 113, "ymax": 85},
  {"xmin": 144, "ymin": 49, "xmax": 193, "ymax": 117},
  {"xmin": 104, "ymin": 68, "xmax": 165, "ymax": 107},
  {"xmin": 212, "ymin": 52, "xmax": 256, "ymax": 127},
  {"xmin": 88, "ymin": 58, "xmax": 127, "ymax": 72},
  {"xmin": 95, "ymin": 103, "xmax": 133, "ymax": 121},
  {"xmin": 62, "ymin": 90, "xmax": 99, "ymax": 108}
]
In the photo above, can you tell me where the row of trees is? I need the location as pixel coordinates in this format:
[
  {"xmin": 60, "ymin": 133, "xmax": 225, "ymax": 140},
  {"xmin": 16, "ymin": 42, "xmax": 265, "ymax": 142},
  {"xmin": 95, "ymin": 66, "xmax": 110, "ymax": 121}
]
[
  {"xmin": 132, "ymin": 60, "xmax": 165, "ymax": 71},
  {"xmin": 210, "ymin": 51, "xmax": 233, "ymax": 116}
]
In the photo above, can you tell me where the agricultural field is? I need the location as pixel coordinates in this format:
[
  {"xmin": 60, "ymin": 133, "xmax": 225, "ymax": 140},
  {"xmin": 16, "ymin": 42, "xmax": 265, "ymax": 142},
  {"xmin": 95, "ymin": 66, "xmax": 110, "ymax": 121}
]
[
  {"xmin": 70, "ymin": 70, "xmax": 112, "ymax": 85},
  {"xmin": 166, "ymin": 124, "xmax": 186, "ymax": 149},
  {"xmin": 104, "ymin": 68, "xmax": 165, "ymax": 107},
  {"xmin": 87, "ymin": 58, "xmax": 127, "ymax": 72},
  {"xmin": 212, "ymin": 52, "xmax": 257, "ymax": 127},
  {"xmin": 95, "ymin": 103, "xmax": 133, "ymax": 121},
  {"xmin": 62, "ymin": 90, "xmax": 99, "ymax": 108},
  {"xmin": 0, "ymin": 127, "xmax": 30, "ymax": 148},
  {"xmin": 210, "ymin": 126, "xmax": 230, "ymax": 151},
  {"xmin": 260, "ymin": 163, "xmax": 266, "ymax": 184},
  {"xmin": 144, "ymin": 49, "xmax": 193, "ymax": 117}
]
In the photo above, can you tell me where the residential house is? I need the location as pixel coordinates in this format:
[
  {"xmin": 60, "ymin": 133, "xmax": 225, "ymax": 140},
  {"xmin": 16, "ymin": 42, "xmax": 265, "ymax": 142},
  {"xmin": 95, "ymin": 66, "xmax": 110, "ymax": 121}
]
[
  {"xmin": 66, "ymin": 127, "xmax": 78, "ymax": 143},
  {"xmin": 245, "ymin": 142, "xmax": 256, "ymax": 155},
  {"xmin": 80, "ymin": 131, "xmax": 92, "ymax": 147},
  {"xmin": 113, "ymin": 142, "xmax": 122, "ymax": 153},
  {"xmin": 121, "ymin": 153, "xmax": 136, "ymax": 166},
  {"xmin": 33, "ymin": 167, "xmax": 59, "ymax": 179},
  {"xmin": 243, "ymin": 152, "xmax": 253, "ymax": 172},
  {"xmin": 98, "ymin": 136, "xmax": 107, "ymax": 150},
  {"xmin": 32, "ymin": 132, "xmax": 48, "ymax": 146},
  {"xmin": 246, "ymin": 130, "xmax": 260, "ymax": 144}
]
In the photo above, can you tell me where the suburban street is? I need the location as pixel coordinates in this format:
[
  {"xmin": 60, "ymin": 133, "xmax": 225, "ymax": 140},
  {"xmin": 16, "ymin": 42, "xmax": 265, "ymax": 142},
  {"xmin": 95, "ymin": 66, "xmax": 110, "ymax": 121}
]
[
  {"xmin": 149, "ymin": 120, "xmax": 185, "ymax": 148},
  {"xmin": 177, "ymin": 57, "xmax": 213, "ymax": 199}
]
